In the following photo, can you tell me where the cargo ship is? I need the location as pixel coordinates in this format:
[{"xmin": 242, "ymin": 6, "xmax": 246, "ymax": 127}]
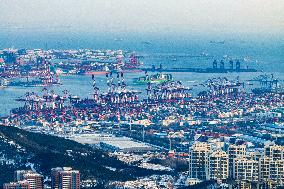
[
  {"xmin": 9, "ymin": 75, "xmax": 61, "ymax": 87},
  {"xmin": 142, "ymin": 60, "xmax": 258, "ymax": 73},
  {"xmin": 134, "ymin": 73, "xmax": 172, "ymax": 84},
  {"xmin": 82, "ymin": 71, "xmax": 110, "ymax": 75}
]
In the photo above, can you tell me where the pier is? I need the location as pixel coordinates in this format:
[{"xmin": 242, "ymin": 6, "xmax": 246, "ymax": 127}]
[{"xmin": 142, "ymin": 60, "xmax": 258, "ymax": 73}]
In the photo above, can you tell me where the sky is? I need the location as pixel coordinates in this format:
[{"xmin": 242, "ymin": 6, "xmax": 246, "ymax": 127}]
[{"xmin": 0, "ymin": 0, "xmax": 284, "ymax": 37}]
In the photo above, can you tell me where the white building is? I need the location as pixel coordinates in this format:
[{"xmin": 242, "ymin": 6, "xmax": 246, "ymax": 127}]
[
  {"xmin": 206, "ymin": 150, "xmax": 229, "ymax": 180},
  {"xmin": 188, "ymin": 142, "xmax": 211, "ymax": 179}
]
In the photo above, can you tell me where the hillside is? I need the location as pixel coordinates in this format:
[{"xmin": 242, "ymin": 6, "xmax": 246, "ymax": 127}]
[{"xmin": 0, "ymin": 125, "xmax": 167, "ymax": 185}]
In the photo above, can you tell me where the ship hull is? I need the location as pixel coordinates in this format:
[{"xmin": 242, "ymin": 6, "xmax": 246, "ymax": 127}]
[{"xmin": 83, "ymin": 71, "xmax": 109, "ymax": 75}]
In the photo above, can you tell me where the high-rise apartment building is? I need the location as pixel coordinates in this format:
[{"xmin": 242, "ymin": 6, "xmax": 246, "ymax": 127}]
[
  {"xmin": 51, "ymin": 167, "xmax": 64, "ymax": 189},
  {"xmin": 14, "ymin": 170, "xmax": 34, "ymax": 182},
  {"xmin": 206, "ymin": 150, "xmax": 229, "ymax": 180},
  {"xmin": 22, "ymin": 172, "xmax": 44, "ymax": 189},
  {"xmin": 264, "ymin": 144, "xmax": 284, "ymax": 160},
  {"xmin": 188, "ymin": 142, "xmax": 211, "ymax": 179},
  {"xmin": 13, "ymin": 170, "xmax": 43, "ymax": 189},
  {"xmin": 51, "ymin": 167, "xmax": 80, "ymax": 189},
  {"xmin": 228, "ymin": 144, "xmax": 246, "ymax": 177},
  {"xmin": 259, "ymin": 157, "xmax": 284, "ymax": 186},
  {"xmin": 235, "ymin": 181, "xmax": 252, "ymax": 189},
  {"xmin": 233, "ymin": 157, "xmax": 259, "ymax": 182},
  {"xmin": 187, "ymin": 142, "xmax": 284, "ymax": 188}
]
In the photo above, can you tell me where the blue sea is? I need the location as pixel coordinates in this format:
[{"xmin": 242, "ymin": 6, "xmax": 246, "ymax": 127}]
[{"xmin": 0, "ymin": 31, "xmax": 283, "ymax": 116}]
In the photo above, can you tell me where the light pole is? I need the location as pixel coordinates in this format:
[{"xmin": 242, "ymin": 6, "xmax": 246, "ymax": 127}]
[{"xmin": 142, "ymin": 124, "xmax": 145, "ymax": 142}]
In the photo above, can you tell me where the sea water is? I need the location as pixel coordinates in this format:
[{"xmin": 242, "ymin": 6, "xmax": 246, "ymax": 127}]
[{"xmin": 0, "ymin": 31, "xmax": 283, "ymax": 116}]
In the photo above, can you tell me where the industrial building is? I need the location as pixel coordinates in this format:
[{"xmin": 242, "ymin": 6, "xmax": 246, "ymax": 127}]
[{"xmin": 100, "ymin": 139, "xmax": 155, "ymax": 152}]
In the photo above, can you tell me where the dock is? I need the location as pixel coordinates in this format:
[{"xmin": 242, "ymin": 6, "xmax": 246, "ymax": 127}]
[
  {"xmin": 141, "ymin": 67, "xmax": 258, "ymax": 73},
  {"xmin": 142, "ymin": 59, "xmax": 258, "ymax": 73}
]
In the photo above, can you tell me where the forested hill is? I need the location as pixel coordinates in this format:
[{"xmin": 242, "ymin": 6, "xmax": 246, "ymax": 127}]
[{"xmin": 0, "ymin": 126, "xmax": 167, "ymax": 185}]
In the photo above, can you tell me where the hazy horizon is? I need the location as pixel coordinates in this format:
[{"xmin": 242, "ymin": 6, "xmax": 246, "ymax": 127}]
[{"xmin": 1, "ymin": 0, "xmax": 284, "ymax": 38}]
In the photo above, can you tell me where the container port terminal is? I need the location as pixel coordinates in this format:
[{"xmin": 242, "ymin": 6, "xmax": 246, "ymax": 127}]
[
  {"xmin": 0, "ymin": 48, "xmax": 259, "ymax": 90},
  {"xmin": 1, "ymin": 0, "xmax": 284, "ymax": 187},
  {"xmin": 0, "ymin": 48, "xmax": 142, "ymax": 88},
  {"xmin": 2, "ymin": 71, "xmax": 283, "ymax": 144},
  {"xmin": 0, "ymin": 48, "xmax": 283, "ymax": 189}
]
